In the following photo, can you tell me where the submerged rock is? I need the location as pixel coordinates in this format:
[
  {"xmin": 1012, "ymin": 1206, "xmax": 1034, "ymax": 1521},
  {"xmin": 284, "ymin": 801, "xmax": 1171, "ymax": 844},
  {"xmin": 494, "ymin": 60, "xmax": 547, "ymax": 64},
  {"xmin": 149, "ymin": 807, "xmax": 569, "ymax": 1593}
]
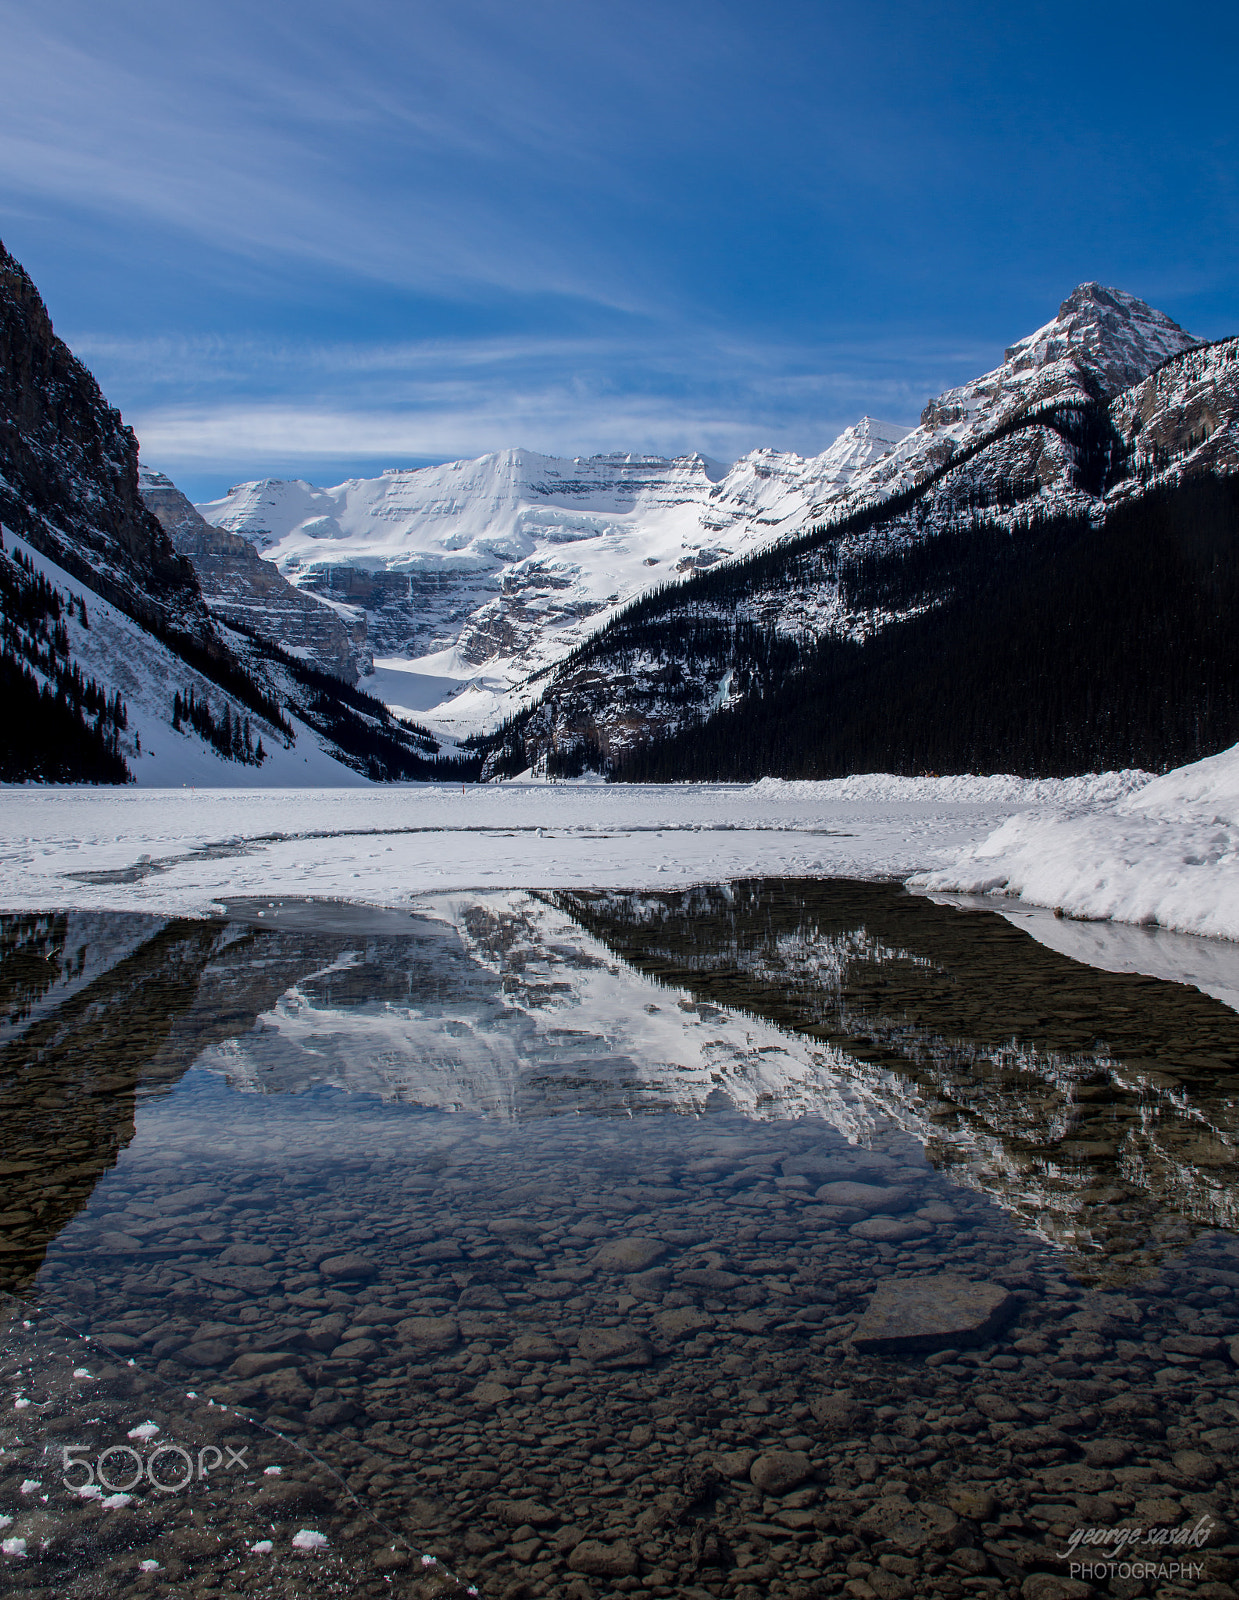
[
  {"xmin": 577, "ymin": 1326, "xmax": 654, "ymax": 1366},
  {"xmin": 855, "ymin": 1494, "xmax": 958, "ymax": 1552},
  {"xmin": 749, "ymin": 1450, "xmax": 813, "ymax": 1495},
  {"xmin": 851, "ymin": 1275, "xmax": 1016, "ymax": 1353}
]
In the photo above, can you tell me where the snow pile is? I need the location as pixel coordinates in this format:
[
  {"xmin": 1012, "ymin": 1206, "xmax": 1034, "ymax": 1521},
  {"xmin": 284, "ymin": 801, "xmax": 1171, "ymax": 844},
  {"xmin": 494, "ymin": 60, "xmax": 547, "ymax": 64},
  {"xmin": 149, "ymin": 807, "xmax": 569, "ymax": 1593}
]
[
  {"xmin": 916, "ymin": 743, "xmax": 1239, "ymax": 941},
  {"xmin": 751, "ymin": 769, "xmax": 1153, "ymax": 807}
]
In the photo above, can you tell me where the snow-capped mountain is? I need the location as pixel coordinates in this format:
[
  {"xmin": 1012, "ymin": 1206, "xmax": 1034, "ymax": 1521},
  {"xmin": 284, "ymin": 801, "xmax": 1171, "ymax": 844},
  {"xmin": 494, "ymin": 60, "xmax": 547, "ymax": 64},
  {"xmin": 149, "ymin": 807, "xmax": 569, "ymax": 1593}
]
[
  {"xmin": 195, "ymin": 421, "xmax": 910, "ymax": 735},
  {"xmin": 193, "ymin": 283, "xmax": 1197, "ymax": 739},
  {"xmin": 5, "ymin": 239, "xmax": 1226, "ymax": 790},
  {"xmin": 0, "ymin": 238, "xmax": 474, "ymax": 786},
  {"xmin": 489, "ymin": 303, "xmax": 1239, "ymax": 782},
  {"xmin": 822, "ymin": 282, "xmax": 1200, "ymax": 515}
]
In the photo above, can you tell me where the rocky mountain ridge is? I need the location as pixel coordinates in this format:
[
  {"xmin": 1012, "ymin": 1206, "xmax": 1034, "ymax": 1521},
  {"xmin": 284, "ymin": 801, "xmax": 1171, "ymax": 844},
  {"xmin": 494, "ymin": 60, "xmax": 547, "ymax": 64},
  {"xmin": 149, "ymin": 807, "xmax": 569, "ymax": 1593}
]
[
  {"xmin": 191, "ymin": 284, "xmax": 1198, "ymax": 739},
  {"xmin": 483, "ymin": 314, "xmax": 1239, "ymax": 781},
  {"xmin": 0, "ymin": 244, "xmax": 218, "ymax": 651},
  {"xmin": 139, "ymin": 468, "xmax": 370, "ymax": 683},
  {"xmin": 0, "ymin": 239, "xmax": 474, "ymax": 784}
]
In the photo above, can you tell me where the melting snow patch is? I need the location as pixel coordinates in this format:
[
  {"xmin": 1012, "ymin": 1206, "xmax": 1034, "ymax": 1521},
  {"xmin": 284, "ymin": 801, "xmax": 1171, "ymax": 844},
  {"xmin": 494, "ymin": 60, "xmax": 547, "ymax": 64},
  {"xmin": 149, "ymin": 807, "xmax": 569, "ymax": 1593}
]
[
  {"xmin": 264, "ymin": 1465, "xmax": 282, "ymax": 1475},
  {"xmin": 19, "ymin": 1480, "xmax": 41, "ymax": 1495},
  {"xmin": 127, "ymin": 1420, "xmax": 160, "ymax": 1441},
  {"xmin": 249, "ymin": 1539, "xmax": 274, "ymax": 1554},
  {"xmin": 2, "ymin": 1538, "xmax": 27, "ymax": 1558},
  {"xmin": 139, "ymin": 1559, "xmax": 160, "ymax": 1572},
  {"xmin": 13, "ymin": 1397, "xmax": 29, "ymax": 1410},
  {"xmin": 101, "ymin": 1493, "xmax": 134, "ymax": 1509},
  {"xmin": 72, "ymin": 1368, "xmax": 93, "ymax": 1379},
  {"xmin": 292, "ymin": 1529, "xmax": 328, "ymax": 1552}
]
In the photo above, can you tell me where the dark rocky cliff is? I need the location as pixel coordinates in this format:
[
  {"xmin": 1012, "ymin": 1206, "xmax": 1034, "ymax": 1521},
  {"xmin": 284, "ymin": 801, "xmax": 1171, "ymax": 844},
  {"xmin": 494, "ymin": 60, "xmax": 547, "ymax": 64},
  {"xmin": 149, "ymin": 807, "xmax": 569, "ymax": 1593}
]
[
  {"xmin": 0, "ymin": 239, "xmax": 218, "ymax": 647},
  {"xmin": 139, "ymin": 468, "xmax": 369, "ymax": 682}
]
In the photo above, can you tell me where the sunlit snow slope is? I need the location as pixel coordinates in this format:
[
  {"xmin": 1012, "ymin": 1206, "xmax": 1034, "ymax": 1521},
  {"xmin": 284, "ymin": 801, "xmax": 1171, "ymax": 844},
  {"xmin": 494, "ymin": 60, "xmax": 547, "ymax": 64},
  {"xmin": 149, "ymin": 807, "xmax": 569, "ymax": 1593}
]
[{"xmin": 196, "ymin": 422, "xmax": 910, "ymax": 736}]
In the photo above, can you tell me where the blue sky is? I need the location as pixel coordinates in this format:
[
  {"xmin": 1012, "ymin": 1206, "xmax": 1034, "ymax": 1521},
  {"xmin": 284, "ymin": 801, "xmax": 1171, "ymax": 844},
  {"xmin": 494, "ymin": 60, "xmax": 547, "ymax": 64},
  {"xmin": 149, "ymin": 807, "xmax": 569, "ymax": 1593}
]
[{"xmin": 2, "ymin": 0, "xmax": 1236, "ymax": 501}]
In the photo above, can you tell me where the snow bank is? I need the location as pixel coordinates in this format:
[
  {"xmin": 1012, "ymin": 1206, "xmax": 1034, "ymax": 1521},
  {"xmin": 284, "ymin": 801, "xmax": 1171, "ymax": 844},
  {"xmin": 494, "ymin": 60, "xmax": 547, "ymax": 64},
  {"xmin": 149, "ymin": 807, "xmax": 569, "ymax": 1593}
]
[
  {"xmin": 916, "ymin": 743, "xmax": 1239, "ymax": 942},
  {"xmin": 751, "ymin": 770, "xmax": 1152, "ymax": 807}
]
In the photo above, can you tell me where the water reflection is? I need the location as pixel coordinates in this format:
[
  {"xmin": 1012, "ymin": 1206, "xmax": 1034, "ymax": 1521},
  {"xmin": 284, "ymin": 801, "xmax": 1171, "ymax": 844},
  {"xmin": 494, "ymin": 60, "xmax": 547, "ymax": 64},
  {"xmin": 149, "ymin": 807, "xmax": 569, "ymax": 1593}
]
[
  {"xmin": 2, "ymin": 886, "xmax": 1239, "ymax": 1599},
  {"xmin": 553, "ymin": 881, "xmax": 1239, "ymax": 1281},
  {"xmin": 4, "ymin": 885, "xmax": 1239, "ymax": 1292}
]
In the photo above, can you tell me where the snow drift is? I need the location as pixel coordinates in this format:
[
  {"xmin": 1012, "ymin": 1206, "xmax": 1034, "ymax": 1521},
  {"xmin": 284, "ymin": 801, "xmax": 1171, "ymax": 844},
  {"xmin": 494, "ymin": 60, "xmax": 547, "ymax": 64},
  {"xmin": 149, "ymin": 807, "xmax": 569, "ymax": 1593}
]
[{"xmin": 915, "ymin": 741, "xmax": 1239, "ymax": 941}]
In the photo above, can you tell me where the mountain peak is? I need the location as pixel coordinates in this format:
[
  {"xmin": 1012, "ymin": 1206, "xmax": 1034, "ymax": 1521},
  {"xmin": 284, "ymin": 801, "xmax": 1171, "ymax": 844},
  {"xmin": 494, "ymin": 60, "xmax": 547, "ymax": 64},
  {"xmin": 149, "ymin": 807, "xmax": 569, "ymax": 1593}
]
[{"xmin": 1003, "ymin": 281, "xmax": 1199, "ymax": 395}]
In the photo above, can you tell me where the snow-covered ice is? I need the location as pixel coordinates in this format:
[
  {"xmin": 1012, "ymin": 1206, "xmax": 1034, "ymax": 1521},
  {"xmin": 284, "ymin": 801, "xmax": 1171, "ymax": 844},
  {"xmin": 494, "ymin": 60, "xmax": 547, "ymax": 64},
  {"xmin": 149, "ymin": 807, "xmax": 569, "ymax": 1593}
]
[
  {"xmin": 0, "ymin": 770, "xmax": 1146, "ymax": 921},
  {"xmin": 3, "ymin": 746, "xmax": 1235, "ymax": 1011}
]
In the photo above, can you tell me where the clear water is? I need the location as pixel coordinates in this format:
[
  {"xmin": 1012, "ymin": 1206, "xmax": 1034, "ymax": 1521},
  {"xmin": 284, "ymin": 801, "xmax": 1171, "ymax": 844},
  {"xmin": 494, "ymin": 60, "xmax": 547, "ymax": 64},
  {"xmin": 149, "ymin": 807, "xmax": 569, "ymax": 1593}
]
[{"xmin": 2, "ymin": 882, "xmax": 1239, "ymax": 1600}]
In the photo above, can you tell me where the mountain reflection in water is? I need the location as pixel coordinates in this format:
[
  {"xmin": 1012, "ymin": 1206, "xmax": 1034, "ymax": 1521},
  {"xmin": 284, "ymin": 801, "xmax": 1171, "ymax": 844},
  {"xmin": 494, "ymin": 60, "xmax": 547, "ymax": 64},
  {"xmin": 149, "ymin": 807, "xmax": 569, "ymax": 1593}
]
[{"xmin": 2, "ymin": 881, "xmax": 1238, "ymax": 1291}]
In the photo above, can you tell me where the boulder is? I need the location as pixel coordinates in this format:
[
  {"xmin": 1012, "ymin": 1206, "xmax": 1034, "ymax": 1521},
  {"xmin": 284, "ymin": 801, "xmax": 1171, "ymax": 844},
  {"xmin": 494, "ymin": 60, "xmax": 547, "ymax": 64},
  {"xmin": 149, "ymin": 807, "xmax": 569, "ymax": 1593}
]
[
  {"xmin": 815, "ymin": 1182, "xmax": 912, "ymax": 1214},
  {"xmin": 810, "ymin": 1393, "xmax": 863, "ymax": 1432},
  {"xmin": 306, "ymin": 1399, "xmax": 358, "ymax": 1426},
  {"xmin": 511, "ymin": 1334, "xmax": 562, "ymax": 1362},
  {"xmin": 851, "ymin": 1276, "xmax": 1015, "ymax": 1354},
  {"xmin": 219, "ymin": 1243, "xmax": 274, "ymax": 1266},
  {"xmin": 177, "ymin": 1338, "xmax": 233, "ymax": 1367},
  {"xmin": 713, "ymin": 1448, "xmax": 757, "ymax": 1480},
  {"xmin": 577, "ymin": 1326, "xmax": 654, "ymax": 1366},
  {"xmin": 568, "ymin": 1539, "xmax": 639, "ymax": 1577},
  {"xmin": 945, "ymin": 1487, "xmax": 996, "ymax": 1522},
  {"xmin": 749, "ymin": 1450, "xmax": 813, "ymax": 1495},
  {"xmin": 849, "ymin": 1217, "xmax": 933, "ymax": 1243},
  {"xmin": 974, "ymin": 1393, "xmax": 1021, "ymax": 1422},
  {"xmin": 592, "ymin": 1238, "xmax": 667, "ymax": 1273},
  {"xmin": 855, "ymin": 1495, "xmax": 958, "ymax": 1553},
  {"xmin": 330, "ymin": 1337, "xmax": 381, "ymax": 1363},
  {"xmin": 318, "ymin": 1253, "xmax": 376, "ymax": 1282},
  {"xmin": 1021, "ymin": 1578, "xmax": 1094, "ymax": 1600},
  {"xmin": 231, "ymin": 1351, "xmax": 299, "ymax": 1381},
  {"xmin": 493, "ymin": 1497, "xmax": 557, "ymax": 1528},
  {"xmin": 394, "ymin": 1316, "xmax": 459, "ymax": 1353},
  {"xmin": 678, "ymin": 1267, "xmax": 741, "ymax": 1291},
  {"xmin": 655, "ymin": 1307, "xmax": 712, "ymax": 1341},
  {"xmin": 1161, "ymin": 1333, "xmax": 1226, "ymax": 1360}
]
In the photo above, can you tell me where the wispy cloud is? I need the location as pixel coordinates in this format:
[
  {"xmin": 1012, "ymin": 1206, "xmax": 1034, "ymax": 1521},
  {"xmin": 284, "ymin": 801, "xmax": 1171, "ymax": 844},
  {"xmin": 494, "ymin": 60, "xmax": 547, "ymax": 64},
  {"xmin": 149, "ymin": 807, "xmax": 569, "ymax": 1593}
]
[
  {"xmin": 6, "ymin": 0, "xmax": 1233, "ymax": 504},
  {"xmin": 95, "ymin": 321, "xmax": 988, "ymax": 481},
  {"xmin": 65, "ymin": 314, "xmax": 1000, "ymax": 489}
]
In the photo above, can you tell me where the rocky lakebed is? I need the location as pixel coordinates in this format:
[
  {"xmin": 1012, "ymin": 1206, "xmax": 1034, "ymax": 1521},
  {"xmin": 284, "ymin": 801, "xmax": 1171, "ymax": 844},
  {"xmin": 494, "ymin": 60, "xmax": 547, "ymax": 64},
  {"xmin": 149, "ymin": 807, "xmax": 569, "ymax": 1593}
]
[{"xmin": 2, "ymin": 881, "xmax": 1239, "ymax": 1600}]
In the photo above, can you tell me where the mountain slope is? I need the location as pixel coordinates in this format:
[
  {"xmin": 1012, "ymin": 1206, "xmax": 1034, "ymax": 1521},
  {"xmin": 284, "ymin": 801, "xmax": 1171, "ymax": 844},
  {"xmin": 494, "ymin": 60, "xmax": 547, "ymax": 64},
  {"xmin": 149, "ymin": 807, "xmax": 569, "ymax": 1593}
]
[
  {"xmin": 0, "ymin": 240, "xmax": 474, "ymax": 785},
  {"xmin": 194, "ymin": 422, "xmax": 911, "ymax": 735},
  {"xmin": 480, "ymin": 311, "xmax": 1238, "ymax": 782}
]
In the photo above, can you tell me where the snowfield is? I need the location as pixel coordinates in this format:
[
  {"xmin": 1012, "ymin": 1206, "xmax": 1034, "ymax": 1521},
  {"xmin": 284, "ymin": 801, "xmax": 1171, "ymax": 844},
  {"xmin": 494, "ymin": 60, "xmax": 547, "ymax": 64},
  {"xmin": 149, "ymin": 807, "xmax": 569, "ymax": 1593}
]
[{"xmin": 0, "ymin": 776, "xmax": 1069, "ymax": 919}]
